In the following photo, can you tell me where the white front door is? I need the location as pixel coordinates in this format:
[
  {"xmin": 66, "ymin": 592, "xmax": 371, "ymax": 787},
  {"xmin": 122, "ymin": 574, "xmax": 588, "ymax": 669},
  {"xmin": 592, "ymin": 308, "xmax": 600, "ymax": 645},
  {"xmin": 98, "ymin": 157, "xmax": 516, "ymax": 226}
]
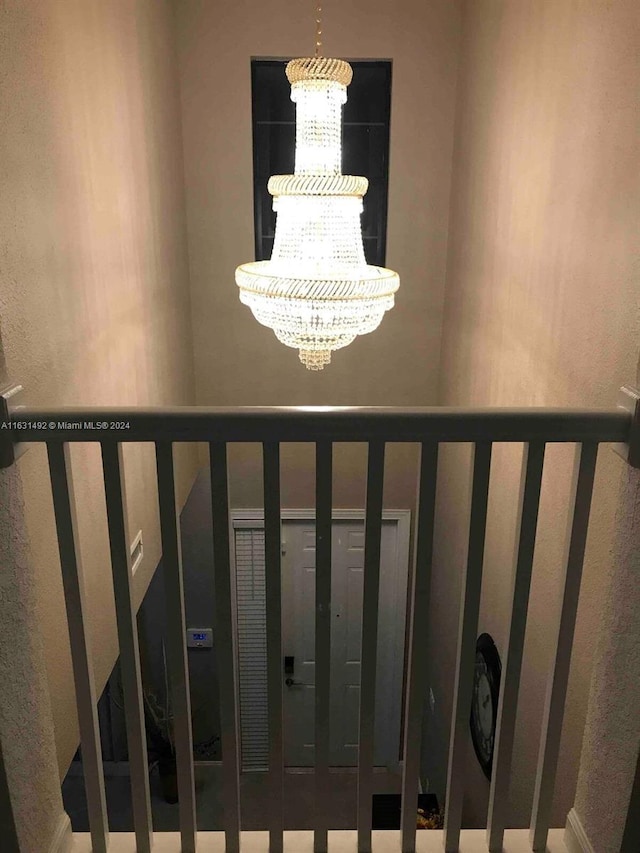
[
  {"xmin": 280, "ymin": 516, "xmax": 408, "ymax": 767},
  {"xmin": 233, "ymin": 511, "xmax": 409, "ymax": 771}
]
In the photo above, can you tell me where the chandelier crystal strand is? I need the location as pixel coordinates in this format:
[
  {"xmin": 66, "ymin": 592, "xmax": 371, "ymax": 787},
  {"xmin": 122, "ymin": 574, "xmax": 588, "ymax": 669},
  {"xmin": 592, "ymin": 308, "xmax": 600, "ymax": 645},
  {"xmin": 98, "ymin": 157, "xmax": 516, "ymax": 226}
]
[
  {"xmin": 315, "ymin": 2, "xmax": 322, "ymax": 57},
  {"xmin": 235, "ymin": 56, "xmax": 399, "ymax": 370}
]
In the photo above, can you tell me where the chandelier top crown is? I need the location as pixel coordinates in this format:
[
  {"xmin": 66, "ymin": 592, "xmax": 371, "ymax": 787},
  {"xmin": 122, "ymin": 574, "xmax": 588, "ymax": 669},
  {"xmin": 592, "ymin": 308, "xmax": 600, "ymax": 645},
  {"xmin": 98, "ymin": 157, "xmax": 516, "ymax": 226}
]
[{"xmin": 286, "ymin": 57, "xmax": 353, "ymax": 87}]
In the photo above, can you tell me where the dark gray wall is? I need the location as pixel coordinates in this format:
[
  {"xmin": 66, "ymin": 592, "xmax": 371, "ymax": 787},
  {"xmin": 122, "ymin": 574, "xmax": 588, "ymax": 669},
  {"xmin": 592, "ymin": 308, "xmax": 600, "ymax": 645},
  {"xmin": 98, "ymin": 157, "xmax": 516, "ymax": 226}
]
[
  {"xmin": 139, "ymin": 466, "xmax": 221, "ymax": 756},
  {"xmin": 99, "ymin": 466, "xmax": 221, "ymax": 761}
]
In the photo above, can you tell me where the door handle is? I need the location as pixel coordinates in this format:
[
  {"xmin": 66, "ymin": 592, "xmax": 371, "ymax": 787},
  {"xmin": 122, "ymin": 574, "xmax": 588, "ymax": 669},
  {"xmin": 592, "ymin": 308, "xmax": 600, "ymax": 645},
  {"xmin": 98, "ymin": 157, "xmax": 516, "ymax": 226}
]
[{"xmin": 285, "ymin": 677, "xmax": 303, "ymax": 687}]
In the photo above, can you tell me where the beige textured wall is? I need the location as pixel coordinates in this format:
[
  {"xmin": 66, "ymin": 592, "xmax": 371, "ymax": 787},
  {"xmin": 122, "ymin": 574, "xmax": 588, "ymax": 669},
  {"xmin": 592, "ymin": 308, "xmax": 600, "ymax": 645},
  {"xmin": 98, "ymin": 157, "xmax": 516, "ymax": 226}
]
[
  {"xmin": 572, "ymin": 465, "xmax": 640, "ymax": 852},
  {"xmin": 174, "ymin": 0, "xmax": 462, "ymax": 507},
  {"xmin": 423, "ymin": 0, "xmax": 640, "ymax": 827},
  {"xmin": 0, "ymin": 463, "xmax": 66, "ymax": 852},
  {"xmin": 0, "ymin": 0, "xmax": 198, "ymax": 775}
]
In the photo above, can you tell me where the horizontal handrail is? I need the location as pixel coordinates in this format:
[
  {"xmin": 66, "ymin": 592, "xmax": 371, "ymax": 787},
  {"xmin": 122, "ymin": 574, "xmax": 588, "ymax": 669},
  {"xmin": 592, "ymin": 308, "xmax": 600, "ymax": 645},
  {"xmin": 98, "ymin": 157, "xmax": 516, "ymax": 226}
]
[{"xmin": 4, "ymin": 405, "xmax": 630, "ymax": 443}]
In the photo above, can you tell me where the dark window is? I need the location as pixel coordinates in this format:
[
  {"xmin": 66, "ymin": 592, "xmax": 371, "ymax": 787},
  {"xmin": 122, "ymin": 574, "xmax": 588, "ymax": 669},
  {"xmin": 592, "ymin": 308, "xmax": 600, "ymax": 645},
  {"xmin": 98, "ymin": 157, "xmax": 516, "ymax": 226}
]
[{"xmin": 251, "ymin": 58, "xmax": 392, "ymax": 266}]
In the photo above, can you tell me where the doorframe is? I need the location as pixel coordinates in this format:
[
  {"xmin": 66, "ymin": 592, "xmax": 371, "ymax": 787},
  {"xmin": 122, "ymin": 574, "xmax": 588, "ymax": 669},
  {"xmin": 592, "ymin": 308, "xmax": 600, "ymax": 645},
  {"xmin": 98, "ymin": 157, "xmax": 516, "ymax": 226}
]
[{"xmin": 230, "ymin": 508, "xmax": 411, "ymax": 772}]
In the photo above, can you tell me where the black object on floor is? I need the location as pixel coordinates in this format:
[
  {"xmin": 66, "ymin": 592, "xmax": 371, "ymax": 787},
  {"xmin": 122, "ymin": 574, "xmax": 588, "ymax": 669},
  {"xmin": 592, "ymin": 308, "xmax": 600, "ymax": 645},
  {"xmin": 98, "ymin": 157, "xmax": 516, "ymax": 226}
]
[{"xmin": 371, "ymin": 793, "xmax": 439, "ymax": 829}]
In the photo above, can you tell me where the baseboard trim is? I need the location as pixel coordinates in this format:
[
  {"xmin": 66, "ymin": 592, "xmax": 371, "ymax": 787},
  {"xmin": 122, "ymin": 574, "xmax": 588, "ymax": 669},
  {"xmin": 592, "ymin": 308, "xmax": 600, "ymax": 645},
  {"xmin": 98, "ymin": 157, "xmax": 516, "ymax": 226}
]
[
  {"xmin": 49, "ymin": 812, "xmax": 72, "ymax": 853},
  {"xmin": 565, "ymin": 808, "xmax": 596, "ymax": 853}
]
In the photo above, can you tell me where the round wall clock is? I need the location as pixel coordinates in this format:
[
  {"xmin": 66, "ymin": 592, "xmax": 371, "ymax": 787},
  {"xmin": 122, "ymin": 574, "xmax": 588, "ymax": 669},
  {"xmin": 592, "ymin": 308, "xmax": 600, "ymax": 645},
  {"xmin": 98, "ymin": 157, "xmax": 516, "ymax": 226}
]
[{"xmin": 470, "ymin": 633, "xmax": 502, "ymax": 781}]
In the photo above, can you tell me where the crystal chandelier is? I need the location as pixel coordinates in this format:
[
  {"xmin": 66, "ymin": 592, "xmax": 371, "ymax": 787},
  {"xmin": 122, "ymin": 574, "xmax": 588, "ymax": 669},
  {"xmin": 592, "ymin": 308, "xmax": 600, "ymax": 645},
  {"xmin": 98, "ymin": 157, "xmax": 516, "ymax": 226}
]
[{"xmin": 235, "ymin": 12, "xmax": 399, "ymax": 370}]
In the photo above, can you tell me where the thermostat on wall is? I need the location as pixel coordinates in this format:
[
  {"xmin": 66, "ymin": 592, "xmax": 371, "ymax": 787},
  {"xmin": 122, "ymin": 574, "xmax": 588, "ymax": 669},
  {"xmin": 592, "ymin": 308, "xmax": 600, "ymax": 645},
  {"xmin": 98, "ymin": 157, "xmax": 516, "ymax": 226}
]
[{"xmin": 186, "ymin": 628, "xmax": 213, "ymax": 649}]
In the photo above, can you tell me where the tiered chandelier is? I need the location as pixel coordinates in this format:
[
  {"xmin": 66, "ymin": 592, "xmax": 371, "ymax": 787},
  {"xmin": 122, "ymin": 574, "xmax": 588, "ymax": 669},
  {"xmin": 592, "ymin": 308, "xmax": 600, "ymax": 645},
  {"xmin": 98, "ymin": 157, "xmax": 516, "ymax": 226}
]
[{"xmin": 235, "ymin": 9, "xmax": 399, "ymax": 370}]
